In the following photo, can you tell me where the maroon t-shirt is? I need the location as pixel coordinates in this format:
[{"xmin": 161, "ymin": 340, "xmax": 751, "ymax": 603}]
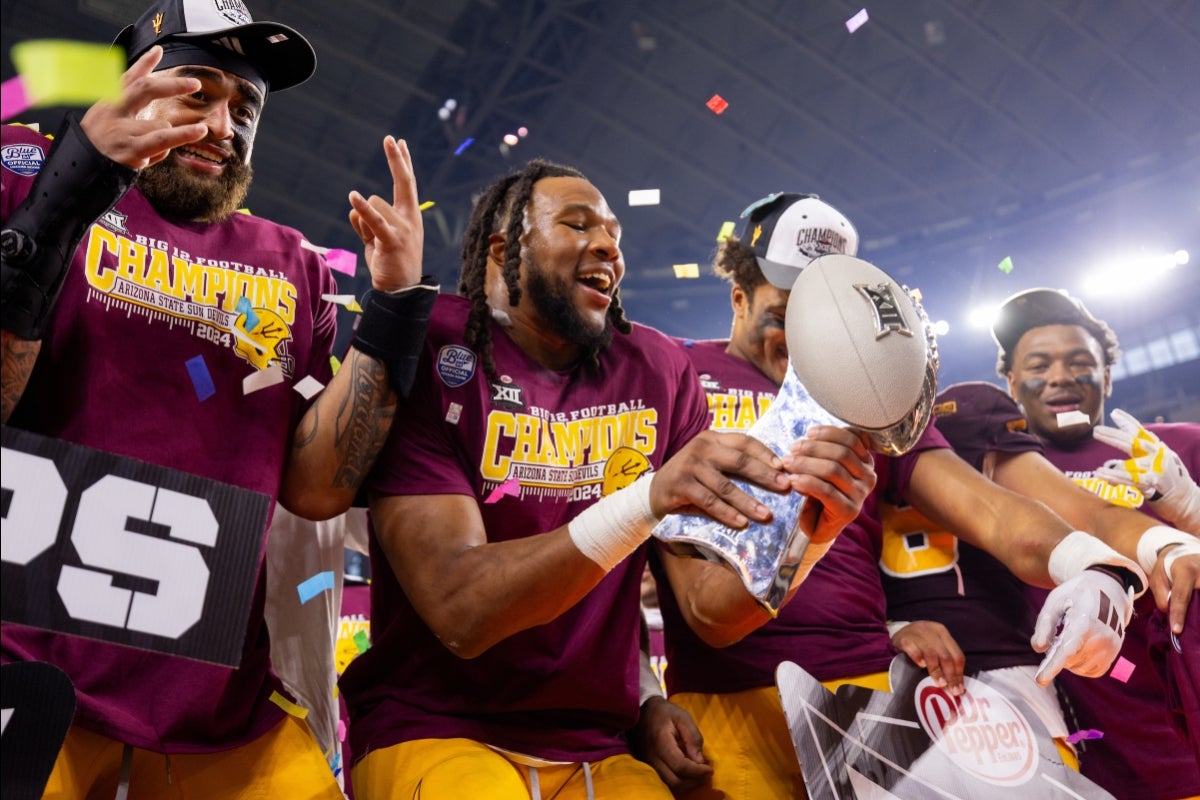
[
  {"xmin": 1034, "ymin": 423, "xmax": 1200, "ymax": 799},
  {"xmin": 654, "ymin": 338, "xmax": 948, "ymax": 692},
  {"xmin": 340, "ymin": 295, "xmax": 710, "ymax": 762},
  {"xmin": 1, "ymin": 124, "xmax": 337, "ymax": 752},
  {"xmin": 881, "ymin": 382, "xmax": 1043, "ymax": 671}
]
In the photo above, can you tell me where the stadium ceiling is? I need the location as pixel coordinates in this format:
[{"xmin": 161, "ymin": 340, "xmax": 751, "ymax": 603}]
[{"xmin": 4, "ymin": 0, "xmax": 1198, "ymax": 387}]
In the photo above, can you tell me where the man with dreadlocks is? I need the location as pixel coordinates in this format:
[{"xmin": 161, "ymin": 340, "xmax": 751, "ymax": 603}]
[{"xmin": 338, "ymin": 160, "xmax": 878, "ymax": 799}]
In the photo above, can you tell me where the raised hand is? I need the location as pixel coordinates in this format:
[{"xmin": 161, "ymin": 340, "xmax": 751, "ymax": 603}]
[
  {"xmin": 1093, "ymin": 408, "xmax": 1200, "ymax": 533},
  {"xmin": 79, "ymin": 46, "xmax": 207, "ymax": 170},
  {"xmin": 348, "ymin": 136, "xmax": 424, "ymax": 292}
]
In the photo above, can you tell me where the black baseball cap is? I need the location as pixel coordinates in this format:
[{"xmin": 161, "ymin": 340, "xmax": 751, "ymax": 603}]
[
  {"xmin": 990, "ymin": 287, "xmax": 1109, "ymax": 359},
  {"xmin": 115, "ymin": 0, "xmax": 316, "ymax": 96}
]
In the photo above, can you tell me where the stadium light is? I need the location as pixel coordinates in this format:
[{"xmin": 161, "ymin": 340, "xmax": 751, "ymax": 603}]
[{"xmin": 1081, "ymin": 249, "xmax": 1188, "ymax": 297}]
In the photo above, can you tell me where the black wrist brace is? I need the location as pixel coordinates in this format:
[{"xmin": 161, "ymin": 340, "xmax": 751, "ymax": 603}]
[
  {"xmin": 1, "ymin": 113, "xmax": 137, "ymax": 340},
  {"xmin": 350, "ymin": 277, "xmax": 439, "ymax": 398}
]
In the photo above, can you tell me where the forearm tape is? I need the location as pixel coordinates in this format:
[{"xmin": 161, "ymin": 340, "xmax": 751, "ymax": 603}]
[
  {"xmin": 1, "ymin": 114, "xmax": 136, "ymax": 339},
  {"xmin": 349, "ymin": 278, "xmax": 439, "ymax": 398}
]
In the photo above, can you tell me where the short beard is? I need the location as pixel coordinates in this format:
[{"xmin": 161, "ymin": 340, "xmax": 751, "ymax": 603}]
[
  {"xmin": 524, "ymin": 259, "xmax": 613, "ymax": 355},
  {"xmin": 136, "ymin": 155, "xmax": 253, "ymax": 223}
]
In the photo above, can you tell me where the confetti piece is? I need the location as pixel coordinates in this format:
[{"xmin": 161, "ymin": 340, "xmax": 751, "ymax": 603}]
[
  {"xmin": 1056, "ymin": 410, "xmax": 1090, "ymax": 428},
  {"xmin": 419, "ymin": 200, "xmax": 436, "ymax": 211},
  {"xmin": 0, "ymin": 76, "xmax": 33, "ymax": 120},
  {"xmin": 10, "ymin": 40, "xmax": 123, "ymax": 110},
  {"xmin": 321, "ymin": 294, "xmax": 363, "ymax": 312},
  {"xmin": 268, "ymin": 690, "xmax": 309, "ymax": 719},
  {"xmin": 353, "ymin": 630, "xmax": 371, "ymax": 654},
  {"xmin": 445, "ymin": 401, "xmax": 463, "ymax": 424},
  {"xmin": 324, "ymin": 248, "xmax": 357, "ymax": 277},
  {"xmin": 716, "ymin": 221, "xmax": 736, "ymax": 241},
  {"xmin": 1109, "ymin": 656, "xmax": 1136, "ymax": 683},
  {"xmin": 293, "ymin": 375, "xmax": 326, "ymax": 400},
  {"xmin": 185, "ymin": 355, "xmax": 216, "ymax": 402},
  {"xmin": 236, "ymin": 208, "xmax": 251, "ymax": 215},
  {"xmin": 330, "ymin": 355, "xmax": 342, "ymax": 375},
  {"xmin": 300, "ymin": 239, "xmax": 329, "ymax": 255},
  {"xmin": 244, "ymin": 363, "xmax": 285, "ymax": 395},
  {"xmin": 235, "ymin": 296, "xmax": 260, "ymax": 332},
  {"xmin": 297, "ymin": 571, "xmax": 336, "ymax": 604},
  {"xmin": 998, "ymin": 255, "xmax": 1014, "ymax": 274},
  {"xmin": 454, "ymin": 137, "xmax": 474, "ymax": 155},
  {"xmin": 1065, "ymin": 729, "xmax": 1104, "ymax": 744},
  {"xmin": 628, "ymin": 189, "xmax": 661, "ymax": 207},
  {"xmin": 845, "ymin": 8, "xmax": 869, "ymax": 33},
  {"xmin": 338, "ymin": 718, "xmax": 347, "ymax": 742},
  {"xmin": 673, "ymin": 263, "xmax": 700, "ymax": 279},
  {"xmin": 331, "ymin": 752, "xmax": 342, "ymax": 773},
  {"xmin": 706, "ymin": 94, "xmax": 729, "ymax": 114},
  {"xmin": 485, "ymin": 476, "xmax": 522, "ymax": 503}
]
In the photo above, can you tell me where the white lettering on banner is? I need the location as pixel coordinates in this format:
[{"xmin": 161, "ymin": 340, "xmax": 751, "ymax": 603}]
[{"xmin": 2, "ymin": 450, "xmax": 215, "ymax": 639}]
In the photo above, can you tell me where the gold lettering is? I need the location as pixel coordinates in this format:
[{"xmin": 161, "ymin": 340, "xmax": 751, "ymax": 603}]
[
  {"xmin": 481, "ymin": 412, "xmax": 516, "ymax": 481},
  {"xmin": 143, "ymin": 249, "xmax": 172, "ymax": 293},
  {"xmin": 173, "ymin": 257, "xmax": 206, "ymax": 300},
  {"xmin": 83, "ymin": 226, "xmax": 120, "ymax": 292}
]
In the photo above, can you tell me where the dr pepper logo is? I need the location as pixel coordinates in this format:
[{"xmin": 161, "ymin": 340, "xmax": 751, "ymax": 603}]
[{"xmin": 915, "ymin": 676, "xmax": 1037, "ymax": 786}]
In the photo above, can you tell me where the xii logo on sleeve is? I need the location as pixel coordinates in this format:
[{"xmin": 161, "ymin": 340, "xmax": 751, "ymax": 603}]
[{"xmin": 0, "ymin": 426, "xmax": 270, "ymax": 666}]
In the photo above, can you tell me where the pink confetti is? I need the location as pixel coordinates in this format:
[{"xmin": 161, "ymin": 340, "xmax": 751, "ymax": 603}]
[
  {"xmin": 846, "ymin": 8, "xmax": 869, "ymax": 33},
  {"xmin": 1109, "ymin": 656, "xmax": 1136, "ymax": 683},
  {"xmin": 337, "ymin": 718, "xmax": 346, "ymax": 742},
  {"xmin": 1065, "ymin": 728, "xmax": 1104, "ymax": 744},
  {"xmin": 484, "ymin": 477, "xmax": 521, "ymax": 504},
  {"xmin": 706, "ymin": 94, "xmax": 729, "ymax": 115},
  {"xmin": 1, "ymin": 75, "xmax": 33, "ymax": 121},
  {"xmin": 324, "ymin": 248, "xmax": 357, "ymax": 276}
]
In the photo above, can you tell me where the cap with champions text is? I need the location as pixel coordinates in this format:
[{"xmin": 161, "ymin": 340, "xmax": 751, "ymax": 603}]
[
  {"xmin": 738, "ymin": 192, "xmax": 859, "ymax": 289},
  {"xmin": 115, "ymin": 0, "xmax": 316, "ymax": 96}
]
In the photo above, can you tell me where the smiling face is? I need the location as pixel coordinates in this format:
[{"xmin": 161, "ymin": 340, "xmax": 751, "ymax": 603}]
[
  {"xmin": 1005, "ymin": 323, "xmax": 1111, "ymax": 442},
  {"xmin": 492, "ymin": 176, "xmax": 624, "ymax": 362},
  {"xmin": 727, "ymin": 281, "xmax": 791, "ymax": 386},
  {"xmin": 135, "ymin": 64, "xmax": 263, "ymax": 222}
]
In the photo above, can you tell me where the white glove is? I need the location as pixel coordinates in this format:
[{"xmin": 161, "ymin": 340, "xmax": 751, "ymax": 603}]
[
  {"xmin": 1031, "ymin": 569, "xmax": 1133, "ymax": 686},
  {"xmin": 1093, "ymin": 408, "xmax": 1200, "ymax": 534}
]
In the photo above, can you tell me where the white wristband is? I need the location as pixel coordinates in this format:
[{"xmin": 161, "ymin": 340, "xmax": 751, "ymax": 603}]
[
  {"xmin": 1162, "ymin": 542, "xmax": 1200, "ymax": 581},
  {"xmin": 1136, "ymin": 525, "xmax": 1200, "ymax": 574},
  {"xmin": 1048, "ymin": 530, "xmax": 1147, "ymax": 597},
  {"xmin": 886, "ymin": 620, "xmax": 912, "ymax": 638},
  {"xmin": 568, "ymin": 474, "xmax": 659, "ymax": 572}
]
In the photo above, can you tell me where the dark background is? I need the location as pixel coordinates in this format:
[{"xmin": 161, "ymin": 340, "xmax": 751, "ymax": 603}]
[{"xmin": 5, "ymin": 0, "xmax": 1198, "ymax": 420}]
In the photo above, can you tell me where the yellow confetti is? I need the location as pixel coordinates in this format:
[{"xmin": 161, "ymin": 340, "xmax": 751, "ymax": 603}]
[
  {"xmin": 673, "ymin": 263, "xmax": 700, "ymax": 279},
  {"xmin": 11, "ymin": 40, "xmax": 123, "ymax": 108},
  {"xmin": 330, "ymin": 355, "xmax": 341, "ymax": 375},
  {"xmin": 346, "ymin": 299, "xmax": 363, "ymax": 313},
  {"xmin": 716, "ymin": 221, "xmax": 736, "ymax": 241},
  {"xmin": 268, "ymin": 690, "xmax": 309, "ymax": 719},
  {"xmin": 419, "ymin": 200, "xmax": 436, "ymax": 211}
]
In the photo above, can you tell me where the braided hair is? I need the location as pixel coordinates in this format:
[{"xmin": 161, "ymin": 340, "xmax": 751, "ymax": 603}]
[{"xmin": 457, "ymin": 158, "xmax": 632, "ymax": 376}]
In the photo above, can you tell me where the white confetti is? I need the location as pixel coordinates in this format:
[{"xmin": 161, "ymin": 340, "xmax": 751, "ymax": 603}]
[
  {"xmin": 1056, "ymin": 410, "xmax": 1090, "ymax": 427},
  {"xmin": 244, "ymin": 364, "xmax": 285, "ymax": 395},
  {"xmin": 846, "ymin": 8, "xmax": 869, "ymax": 33},
  {"xmin": 293, "ymin": 375, "xmax": 326, "ymax": 400},
  {"xmin": 628, "ymin": 189, "xmax": 661, "ymax": 207}
]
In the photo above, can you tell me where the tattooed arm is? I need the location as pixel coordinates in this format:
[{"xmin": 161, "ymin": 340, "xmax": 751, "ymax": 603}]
[
  {"xmin": 1, "ymin": 331, "xmax": 40, "ymax": 423},
  {"xmin": 277, "ymin": 136, "xmax": 428, "ymax": 520},
  {"xmin": 279, "ymin": 347, "xmax": 397, "ymax": 520}
]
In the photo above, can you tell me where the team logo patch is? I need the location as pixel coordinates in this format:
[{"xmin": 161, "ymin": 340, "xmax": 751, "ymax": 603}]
[
  {"xmin": 99, "ymin": 209, "xmax": 129, "ymax": 235},
  {"xmin": 490, "ymin": 376, "xmax": 525, "ymax": 410},
  {"xmin": 932, "ymin": 400, "xmax": 957, "ymax": 417},
  {"xmin": 855, "ymin": 282, "xmax": 913, "ymax": 339},
  {"xmin": 699, "ymin": 373, "xmax": 721, "ymax": 391},
  {"xmin": 1, "ymin": 142, "xmax": 45, "ymax": 176},
  {"xmin": 436, "ymin": 345, "xmax": 476, "ymax": 388}
]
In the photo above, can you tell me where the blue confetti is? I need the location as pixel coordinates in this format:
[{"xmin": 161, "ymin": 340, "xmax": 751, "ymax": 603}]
[
  {"xmin": 454, "ymin": 137, "xmax": 474, "ymax": 156},
  {"xmin": 235, "ymin": 296, "xmax": 260, "ymax": 331},
  {"xmin": 297, "ymin": 571, "xmax": 336, "ymax": 604},
  {"xmin": 185, "ymin": 355, "xmax": 216, "ymax": 402}
]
